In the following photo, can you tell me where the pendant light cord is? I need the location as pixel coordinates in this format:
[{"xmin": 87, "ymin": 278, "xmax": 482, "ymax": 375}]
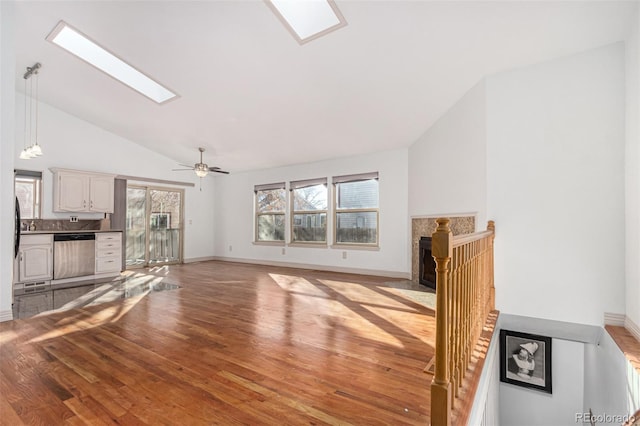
[
  {"xmin": 23, "ymin": 78, "xmax": 27, "ymax": 151},
  {"xmin": 34, "ymin": 71, "xmax": 39, "ymax": 145}
]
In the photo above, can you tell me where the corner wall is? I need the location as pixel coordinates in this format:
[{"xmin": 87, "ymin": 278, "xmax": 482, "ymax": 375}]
[
  {"xmin": 486, "ymin": 43, "xmax": 626, "ymax": 326},
  {"xmin": 625, "ymin": 2, "xmax": 640, "ymax": 333},
  {"xmin": 408, "ymin": 79, "xmax": 487, "ymax": 228},
  {"xmin": 0, "ymin": 1, "xmax": 16, "ymax": 320}
]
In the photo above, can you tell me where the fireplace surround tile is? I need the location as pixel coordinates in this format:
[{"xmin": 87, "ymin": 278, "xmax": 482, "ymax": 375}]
[{"xmin": 411, "ymin": 216, "xmax": 475, "ymax": 283}]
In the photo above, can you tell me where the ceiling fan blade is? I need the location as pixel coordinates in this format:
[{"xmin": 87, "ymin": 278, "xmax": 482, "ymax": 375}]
[
  {"xmin": 172, "ymin": 168, "xmax": 194, "ymax": 171},
  {"xmin": 212, "ymin": 170, "xmax": 230, "ymax": 174},
  {"xmin": 178, "ymin": 164, "xmax": 194, "ymax": 168}
]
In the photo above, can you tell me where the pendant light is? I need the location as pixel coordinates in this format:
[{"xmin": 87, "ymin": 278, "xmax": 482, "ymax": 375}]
[{"xmin": 19, "ymin": 63, "xmax": 43, "ymax": 160}]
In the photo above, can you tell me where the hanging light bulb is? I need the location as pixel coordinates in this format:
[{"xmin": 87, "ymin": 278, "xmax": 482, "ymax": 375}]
[{"xmin": 30, "ymin": 67, "xmax": 43, "ymax": 156}]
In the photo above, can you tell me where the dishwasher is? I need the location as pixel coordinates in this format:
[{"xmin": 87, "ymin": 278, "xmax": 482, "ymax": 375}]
[{"xmin": 53, "ymin": 233, "xmax": 96, "ymax": 280}]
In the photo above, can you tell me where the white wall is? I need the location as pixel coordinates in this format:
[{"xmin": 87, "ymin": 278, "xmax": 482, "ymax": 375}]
[
  {"xmin": 13, "ymin": 100, "xmax": 217, "ymax": 263},
  {"xmin": 625, "ymin": 3, "xmax": 640, "ymax": 332},
  {"xmin": 213, "ymin": 149, "xmax": 410, "ymax": 277},
  {"xmin": 0, "ymin": 1, "xmax": 16, "ymax": 320},
  {"xmin": 500, "ymin": 338, "xmax": 584, "ymax": 426},
  {"xmin": 486, "ymin": 43, "xmax": 626, "ymax": 326},
  {"xmin": 408, "ymin": 79, "xmax": 487, "ymax": 229}
]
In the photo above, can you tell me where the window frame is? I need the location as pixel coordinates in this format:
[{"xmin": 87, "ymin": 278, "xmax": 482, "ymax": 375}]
[
  {"xmin": 254, "ymin": 182, "xmax": 287, "ymax": 243},
  {"xmin": 332, "ymin": 172, "xmax": 379, "ymax": 247},
  {"xmin": 290, "ymin": 178, "xmax": 328, "ymax": 245},
  {"xmin": 14, "ymin": 169, "xmax": 43, "ymax": 221}
]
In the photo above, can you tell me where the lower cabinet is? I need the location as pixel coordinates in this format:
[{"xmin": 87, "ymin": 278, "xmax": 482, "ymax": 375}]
[
  {"xmin": 16, "ymin": 234, "xmax": 53, "ymax": 284},
  {"xmin": 95, "ymin": 232, "xmax": 123, "ymax": 274}
]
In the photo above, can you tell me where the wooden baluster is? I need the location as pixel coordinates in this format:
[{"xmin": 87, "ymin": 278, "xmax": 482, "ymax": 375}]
[
  {"xmin": 487, "ymin": 221, "xmax": 495, "ymax": 311},
  {"xmin": 450, "ymin": 248, "xmax": 457, "ymax": 401},
  {"xmin": 431, "ymin": 218, "xmax": 452, "ymax": 426}
]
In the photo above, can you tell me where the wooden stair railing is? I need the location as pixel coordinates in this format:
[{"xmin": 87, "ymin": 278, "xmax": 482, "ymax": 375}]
[{"xmin": 430, "ymin": 218, "xmax": 496, "ymax": 426}]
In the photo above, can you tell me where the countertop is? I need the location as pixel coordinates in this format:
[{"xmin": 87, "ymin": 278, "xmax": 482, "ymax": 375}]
[{"xmin": 21, "ymin": 229, "xmax": 123, "ymax": 234}]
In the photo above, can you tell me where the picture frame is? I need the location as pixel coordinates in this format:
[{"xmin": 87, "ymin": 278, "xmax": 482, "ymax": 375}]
[{"xmin": 500, "ymin": 329, "xmax": 552, "ymax": 394}]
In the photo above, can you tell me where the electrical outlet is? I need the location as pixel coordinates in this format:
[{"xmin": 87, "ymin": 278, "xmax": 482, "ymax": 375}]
[
  {"xmin": 70, "ymin": 216, "xmax": 78, "ymax": 223},
  {"xmin": 282, "ymin": 248, "xmax": 286, "ymax": 255},
  {"xmin": 342, "ymin": 251, "xmax": 347, "ymax": 259},
  {"xmin": 188, "ymin": 219, "xmax": 193, "ymax": 225},
  {"xmin": 228, "ymin": 245, "xmax": 232, "ymax": 252}
]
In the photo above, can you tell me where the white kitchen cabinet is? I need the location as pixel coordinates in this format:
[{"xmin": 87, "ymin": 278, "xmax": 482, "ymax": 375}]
[
  {"xmin": 51, "ymin": 168, "xmax": 116, "ymax": 213},
  {"xmin": 16, "ymin": 234, "xmax": 53, "ymax": 283},
  {"xmin": 95, "ymin": 232, "xmax": 122, "ymax": 274}
]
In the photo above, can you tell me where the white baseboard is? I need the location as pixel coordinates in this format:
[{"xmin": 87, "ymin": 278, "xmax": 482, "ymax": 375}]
[
  {"xmin": 0, "ymin": 310, "xmax": 14, "ymax": 323},
  {"xmin": 604, "ymin": 312, "xmax": 626, "ymax": 326},
  {"xmin": 625, "ymin": 316, "xmax": 640, "ymax": 342},
  {"xmin": 604, "ymin": 312, "xmax": 640, "ymax": 342},
  {"xmin": 183, "ymin": 256, "xmax": 216, "ymax": 264},
  {"xmin": 211, "ymin": 256, "xmax": 411, "ymax": 280}
]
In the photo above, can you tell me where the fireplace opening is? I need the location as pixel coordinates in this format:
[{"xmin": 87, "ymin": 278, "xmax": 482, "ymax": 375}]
[{"xmin": 419, "ymin": 237, "xmax": 436, "ymax": 289}]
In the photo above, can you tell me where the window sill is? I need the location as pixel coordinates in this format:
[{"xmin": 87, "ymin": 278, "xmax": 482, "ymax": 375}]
[
  {"xmin": 330, "ymin": 244, "xmax": 380, "ymax": 251},
  {"xmin": 253, "ymin": 241, "xmax": 285, "ymax": 246},
  {"xmin": 288, "ymin": 242, "xmax": 328, "ymax": 249}
]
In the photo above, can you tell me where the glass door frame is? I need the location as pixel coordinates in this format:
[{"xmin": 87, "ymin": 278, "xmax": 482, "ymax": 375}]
[{"xmin": 126, "ymin": 184, "xmax": 185, "ymax": 269}]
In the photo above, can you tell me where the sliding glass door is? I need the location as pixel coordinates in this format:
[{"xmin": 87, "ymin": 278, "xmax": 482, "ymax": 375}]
[{"xmin": 126, "ymin": 185, "xmax": 184, "ymax": 268}]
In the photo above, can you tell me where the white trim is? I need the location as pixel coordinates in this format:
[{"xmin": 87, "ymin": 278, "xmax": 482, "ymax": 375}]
[
  {"xmin": 211, "ymin": 256, "xmax": 410, "ymax": 280},
  {"xmin": 183, "ymin": 256, "xmax": 216, "ymax": 264},
  {"xmin": 253, "ymin": 241, "xmax": 286, "ymax": 247},
  {"xmin": 0, "ymin": 310, "xmax": 14, "ymax": 322},
  {"xmin": 468, "ymin": 319, "xmax": 501, "ymax": 426},
  {"xmin": 604, "ymin": 312, "xmax": 627, "ymax": 326},
  {"xmin": 625, "ymin": 316, "xmax": 640, "ymax": 342},
  {"xmin": 411, "ymin": 212, "xmax": 478, "ymax": 220},
  {"xmin": 117, "ymin": 174, "xmax": 195, "ymax": 188}
]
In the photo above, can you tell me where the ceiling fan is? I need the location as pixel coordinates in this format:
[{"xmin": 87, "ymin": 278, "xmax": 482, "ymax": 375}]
[{"xmin": 172, "ymin": 147, "xmax": 229, "ymax": 177}]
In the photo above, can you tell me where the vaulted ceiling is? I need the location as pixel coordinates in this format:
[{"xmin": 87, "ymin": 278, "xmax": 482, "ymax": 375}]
[{"xmin": 12, "ymin": 1, "xmax": 637, "ymax": 173}]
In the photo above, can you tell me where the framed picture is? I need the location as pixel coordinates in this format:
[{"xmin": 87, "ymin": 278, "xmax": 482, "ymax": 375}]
[{"xmin": 500, "ymin": 329, "xmax": 552, "ymax": 394}]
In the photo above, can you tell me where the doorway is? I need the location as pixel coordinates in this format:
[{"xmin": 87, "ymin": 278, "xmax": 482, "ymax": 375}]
[{"xmin": 126, "ymin": 185, "xmax": 184, "ymax": 268}]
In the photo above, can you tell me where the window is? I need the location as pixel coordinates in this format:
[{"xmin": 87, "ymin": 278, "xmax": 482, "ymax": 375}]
[
  {"xmin": 291, "ymin": 178, "xmax": 327, "ymax": 243},
  {"xmin": 333, "ymin": 172, "xmax": 379, "ymax": 245},
  {"xmin": 15, "ymin": 170, "xmax": 42, "ymax": 220},
  {"xmin": 255, "ymin": 183, "xmax": 286, "ymax": 242}
]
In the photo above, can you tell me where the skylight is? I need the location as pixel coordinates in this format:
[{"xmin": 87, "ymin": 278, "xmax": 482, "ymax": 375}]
[
  {"xmin": 46, "ymin": 21, "xmax": 178, "ymax": 104},
  {"xmin": 266, "ymin": 0, "xmax": 347, "ymax": 44}
]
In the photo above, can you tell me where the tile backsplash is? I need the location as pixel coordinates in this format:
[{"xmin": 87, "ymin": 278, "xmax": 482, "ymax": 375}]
[{"xmin": 21, "ymin": 218, "xmax": 112, "ymax": 232}]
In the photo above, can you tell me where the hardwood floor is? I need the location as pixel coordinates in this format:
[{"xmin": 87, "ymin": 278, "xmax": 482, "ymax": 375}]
[{"xmin": 0, "ymin": 261, "xmax": 436, "ymax": 425}]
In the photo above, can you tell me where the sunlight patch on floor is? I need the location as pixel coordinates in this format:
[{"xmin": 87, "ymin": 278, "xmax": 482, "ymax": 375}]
[{"xmin": 28, "ymin": 291, "xmax": 149, "ymax": 344}]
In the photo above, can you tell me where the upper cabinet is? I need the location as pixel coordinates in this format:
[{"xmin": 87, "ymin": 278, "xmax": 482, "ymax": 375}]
[{"xmin": 50, "ymin": 168, "xmax": 116, "ymax": 213}]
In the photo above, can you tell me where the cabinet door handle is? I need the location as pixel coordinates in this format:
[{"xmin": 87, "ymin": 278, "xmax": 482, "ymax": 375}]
[
  {"xmin": 83, "ymin": 200, "xmax": 87, "ymax": 208},
  {"xmin": 90, "ymin": 200, "xmax": 94, "ymax": 209}
]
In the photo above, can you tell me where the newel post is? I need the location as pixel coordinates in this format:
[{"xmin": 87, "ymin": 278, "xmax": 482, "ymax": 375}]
[
  {"xmin": 487, "ymin": 220, "xmax": 496, "ymax": 311},
  {"xmin": 430, "ymin": 218, "xmax": 453, "ymax": 426}
]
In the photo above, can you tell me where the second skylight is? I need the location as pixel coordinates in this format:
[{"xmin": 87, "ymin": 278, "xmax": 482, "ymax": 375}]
[{"xmin": 266, "ymin": 0, "xmax": 347, "ymax": 44}]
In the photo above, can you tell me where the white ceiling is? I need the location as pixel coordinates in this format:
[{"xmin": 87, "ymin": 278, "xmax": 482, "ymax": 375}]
[{"xmin": 12, "ymin": 1, "xmax": 637, "ymax": 173}]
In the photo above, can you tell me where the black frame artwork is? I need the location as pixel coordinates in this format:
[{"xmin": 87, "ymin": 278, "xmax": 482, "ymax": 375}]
[{"xmin": 500, "ymin": 329, "xmax": 552, "ymax": 394}]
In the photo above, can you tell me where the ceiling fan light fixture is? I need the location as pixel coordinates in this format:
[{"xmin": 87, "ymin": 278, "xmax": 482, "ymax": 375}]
[{"xmin": 194, "ymin": 163, "xmax": 209, "ymax": 178}]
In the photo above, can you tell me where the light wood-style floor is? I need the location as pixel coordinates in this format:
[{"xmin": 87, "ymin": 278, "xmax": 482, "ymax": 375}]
[{"xmin": 0, "ymin": 261, "xmax": 437, "ymax": 425}]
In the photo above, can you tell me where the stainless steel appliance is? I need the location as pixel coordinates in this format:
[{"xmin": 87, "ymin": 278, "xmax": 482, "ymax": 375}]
[{"xmin": 53, "ymin": 233, "xmax": 95, "ymax": 280}]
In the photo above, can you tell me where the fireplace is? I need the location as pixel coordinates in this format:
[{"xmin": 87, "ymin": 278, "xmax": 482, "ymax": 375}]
[{"xmin": 419, "ymin": 237, "xmax": 436, "ymax": 289}]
